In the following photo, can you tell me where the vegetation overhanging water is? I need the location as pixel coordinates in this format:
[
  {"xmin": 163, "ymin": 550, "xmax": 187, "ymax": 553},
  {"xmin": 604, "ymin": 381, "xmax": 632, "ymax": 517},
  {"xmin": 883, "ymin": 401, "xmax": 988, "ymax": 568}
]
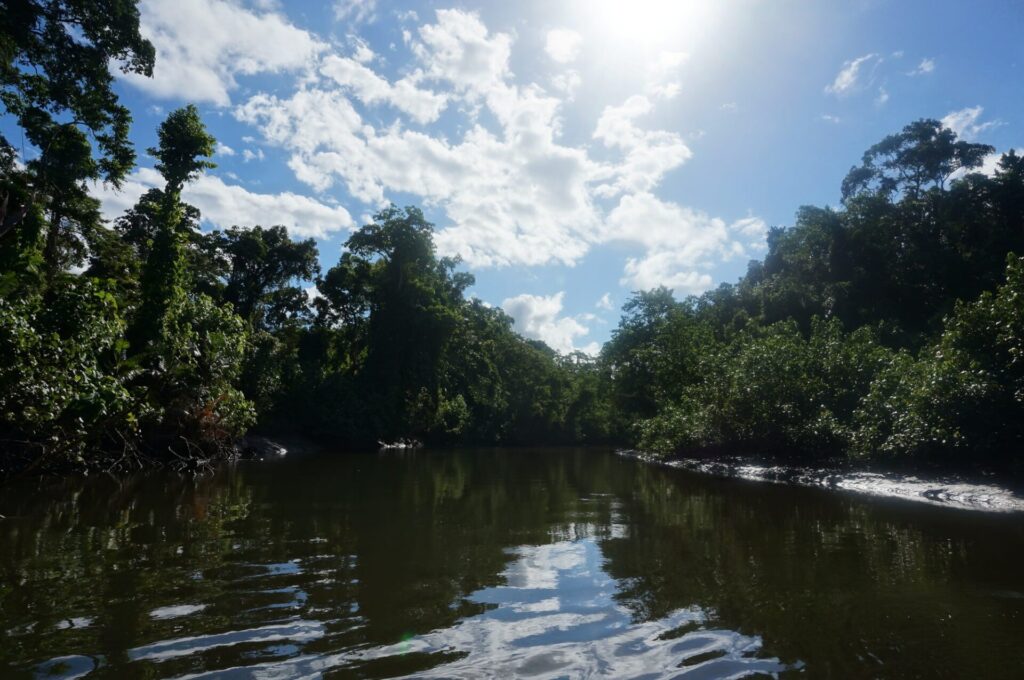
[{"xmin": 5, "ymin": 3, "xmax": 1024, "ymax": 480}]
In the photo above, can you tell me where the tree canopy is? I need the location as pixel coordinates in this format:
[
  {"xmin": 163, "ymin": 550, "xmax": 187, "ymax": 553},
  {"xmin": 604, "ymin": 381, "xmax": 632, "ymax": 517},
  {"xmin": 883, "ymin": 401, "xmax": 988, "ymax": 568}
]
[{"xmin": 1, "ymin": 1, "xmax": 1023, "ymax": 478}]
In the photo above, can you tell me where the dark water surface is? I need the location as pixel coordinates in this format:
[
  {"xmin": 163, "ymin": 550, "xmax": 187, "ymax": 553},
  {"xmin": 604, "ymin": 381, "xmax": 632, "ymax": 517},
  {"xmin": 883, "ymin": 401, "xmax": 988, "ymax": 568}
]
[{"xmin": 2, "ymin": 448, "xmax": 1023, "ymax": 679}]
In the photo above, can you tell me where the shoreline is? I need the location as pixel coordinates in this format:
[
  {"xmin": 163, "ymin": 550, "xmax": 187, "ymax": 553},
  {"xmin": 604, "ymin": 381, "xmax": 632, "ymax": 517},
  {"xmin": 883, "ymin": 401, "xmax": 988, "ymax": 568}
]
[{"xmin": 618, "ymin": 449, "xmax": 1024, "ymax": 514}]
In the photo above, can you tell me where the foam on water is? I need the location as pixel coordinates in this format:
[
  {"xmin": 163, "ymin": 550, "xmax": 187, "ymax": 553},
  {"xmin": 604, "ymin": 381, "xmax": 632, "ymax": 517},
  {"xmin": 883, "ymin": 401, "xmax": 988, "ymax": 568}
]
[{"xmin": 621, "ymin": 450, "xmax": 1024, "ymax": 513}]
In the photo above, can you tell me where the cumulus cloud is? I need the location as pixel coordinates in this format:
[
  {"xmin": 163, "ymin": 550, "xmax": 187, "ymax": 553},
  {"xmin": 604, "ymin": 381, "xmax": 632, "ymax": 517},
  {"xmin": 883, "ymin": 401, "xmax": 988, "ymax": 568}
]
[
  {"xmin": 412, "ymin": 9, "xmax": 513, "ymax": 97},
  {"xmin": 122, "ymin": 0, "xmax": 324, "ymax": 106},
  {"xmin": 501, "ymin": 292, "xmax": 590, "ymax": 354},
  {"xmin": 606, "ymin": 193, "xmax": 766, "ymax": 294},
  {"xmin": 550, "ymin": 70, "xmax": 582, "ymax": 98},
  {"xmin": 227, "ymin": 8, "xmax": 759, "ymax": 292},
  {"xmin": 941, "ymin": 106, "xmax": 1001, "ymax": 140},
  {"xmin": 825, "ymin": 53, "xmax": 879, "ymax": 96},
  {"xmin": 545, "ymin": 29, "xmax": 582, "ymax": 63},
  {"xmin": 320, "ymin": 55, "xmax": 447, "ymax": 124},
  {"xmin": 592, "ymin": 95, "xmax": 692, "ymax": 197},
  {"xmin": 349, "ymin": 36, "xmax": 375, "ymax": 63},
  {"xmin": 596, "ymin": 293, "xmax": 613, "ymax": 311},
  {"xmin": 235, "ymin": 11, "xmax": 604, "ymax": 267},
  {"xmin": 216, "ymin": 142, "xmax": 236, "ymax": 156},
  {"xmin": 92, "ymin": 167, "xmax": 353, "ymax": 238}
]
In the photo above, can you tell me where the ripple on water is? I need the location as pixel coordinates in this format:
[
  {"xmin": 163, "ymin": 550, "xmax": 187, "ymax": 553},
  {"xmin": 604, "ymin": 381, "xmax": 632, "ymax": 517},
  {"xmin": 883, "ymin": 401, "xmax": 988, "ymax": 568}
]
[
  {"xmin": 155, "ymin": 539, "xmax": 796, "ymax": 679},
  {"xmin": 149, "ymin": 604, "xmax": 207, "ymax": 620}
]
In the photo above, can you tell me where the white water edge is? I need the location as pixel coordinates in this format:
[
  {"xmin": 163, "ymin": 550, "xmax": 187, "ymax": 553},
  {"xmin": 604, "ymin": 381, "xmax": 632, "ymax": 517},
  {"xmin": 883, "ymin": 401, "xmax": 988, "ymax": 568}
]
[{"xmin": 619, "ymin": 450, "xmax": 1024, "ymax": 514}]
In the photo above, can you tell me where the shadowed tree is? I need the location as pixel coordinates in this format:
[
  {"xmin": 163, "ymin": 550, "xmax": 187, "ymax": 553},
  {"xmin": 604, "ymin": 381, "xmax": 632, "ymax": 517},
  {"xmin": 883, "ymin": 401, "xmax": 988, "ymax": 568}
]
[
  {"xmin": 216, "ymin": 225, "xmax": 319, "ymax": 330},
  {"xmin": 841, "ymin": 119, "xmax": 993, "ymax": 201},
  {"xmin": 0, "ymin": 0, "xmax": 154, "ymax": 262}
]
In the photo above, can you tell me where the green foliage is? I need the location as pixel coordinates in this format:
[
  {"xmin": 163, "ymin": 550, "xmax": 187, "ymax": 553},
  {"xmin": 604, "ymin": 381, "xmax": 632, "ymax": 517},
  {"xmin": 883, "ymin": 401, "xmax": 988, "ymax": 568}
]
[
  {"xmin": 1, "ymin": 0, "xmax": 154, "ymax": 186},
  {"xmin": 132, "ymin": 106, "xmax": 217, "ymax": 351},
  {"xmin": 156, "ymin": 294, "xmax": 256, "ymax": 449},
  {"xmin": 635, "ymin": 319, "xmax": 892, "ymax": 456},
  {"xmin": 603, "ymin": 119, "xmax": 1024, "ymax": 472},
  {"xmin": 853, "ymin": 255, "xmax": 1024, "ymax": 467},
  {"xmin": 3, "ymin": 25, "xmax": 1023, "ymax": 482},
  {"xmin": 842, "ymin": 119, "xmax": 993, "ymax": 200},
  {"xmin": 0, "ymin": 281, "xmax": 140, "ymax": 467},
  {"xmin": 216, "ymin": 225, "xmax": 319, "ymax": 329},
  {"xmin": 292, "ymin": 205, "xmax": 602, "ymax": 447},
  {"xmin": 148, "ymin": 104, "xmax": 217, "ymax": 191}
]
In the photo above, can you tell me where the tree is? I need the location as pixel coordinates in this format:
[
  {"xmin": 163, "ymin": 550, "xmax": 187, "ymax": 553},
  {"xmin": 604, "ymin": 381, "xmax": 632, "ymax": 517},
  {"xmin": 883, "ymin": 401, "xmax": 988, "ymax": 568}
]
[
  {"xmin": 131, "ymin": 105, "xmax": 216, "ymax": 350},
  {"xmin": 315, "ymin": 206, "xmax": 474, "ymax": 441},
  {"xmin": 27, "ymin": 122, "xmax": 103, "ymax": 282},
  {"xmin": 0, "ymin": 0, "xmax": 154, "ymax": 262},
  {"xmin": 216, "ymin": 225, "xmax": 319, "ymax": 329},
  {"xmin": 841, "ymin": 119, "xmax": 993, "ymax": 201}
]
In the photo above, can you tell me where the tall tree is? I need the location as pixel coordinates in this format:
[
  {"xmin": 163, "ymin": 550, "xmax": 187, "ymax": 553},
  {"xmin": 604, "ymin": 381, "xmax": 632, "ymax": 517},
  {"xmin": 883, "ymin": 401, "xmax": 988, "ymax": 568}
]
[
  {"xmin": 841, "ymin": 119, "xmax": 993, "ymax": 201},
  {"xmin": 0, "ymin": 0, "xmax": 154, "ymax": 266},
  {"xmin": 131, "ymin": 105, "xmax": 216, "ymax": 350}
]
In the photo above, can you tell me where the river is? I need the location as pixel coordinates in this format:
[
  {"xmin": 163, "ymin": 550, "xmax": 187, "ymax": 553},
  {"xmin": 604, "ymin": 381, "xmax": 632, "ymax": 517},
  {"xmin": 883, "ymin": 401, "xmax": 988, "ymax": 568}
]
[{"xmin": 1, "ymin": 448, "xmax": 1022, "ymax": 678}]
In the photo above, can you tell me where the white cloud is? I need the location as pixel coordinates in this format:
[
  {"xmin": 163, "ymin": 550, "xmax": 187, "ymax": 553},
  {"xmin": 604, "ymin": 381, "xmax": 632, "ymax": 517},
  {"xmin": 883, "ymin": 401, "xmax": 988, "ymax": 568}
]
[
  {"xmin": 941, "ymin": 106, "xmax": 1001, "ymax": 140},
  {"xmin": 720, "ymin": 102, "xmax": 738, "ymax": 112},
  {"xmin": 875, "ymin": 86, "xmax": 889, "ymax": 106},
  {"xmin": 216, "ymin": 142, "xmax": 236, "ymax": 156},
  {"xmin": 645, "ymin": 51, "xmax": 689, "ymax": 100},
  {"xmin": 92, "ymin": 167, "xmax": 353, "ymax": 238},
  {"xmin": 235, "ymin": 10, "xmax": 604, "ymax": 267},
  {"xmin": 596, "ymin": 293, "xmax": 613, "ymax": 311},
  {"xmin": 908, "ymin": 57, "xmax": 935, "ymax": 76},
  {"xmin": 333, "ymin": 0, "xmax": 376, "ymax": 25},
  {"xmin": 606, "ymin": 193, "xmax": 766, "ymax": 294},
  {"xmin": 592, "ymin": 95, "xmax": 692, "ymax": 197},
  {"xmin": 122, "ymin": 0, "xmax": 324, "ymax": 106},
  {"xmin": 950, "ymin": 147, "xmax": 1024, "ymax": 182},
  {"xmin": 622, "ymin": 254, "xmax": 713, "ymax": 293},
  {"xmin": 349, "ymin": 36, "xmax": 375, "ymax": 64},
  {"xmin": 502, "ymin": 292, "xmax": 590, "ymax": 354},
  {"xmin": 242, "ymin": 148, "xmax": 265, "ymax": 162},
  {"xmin": 821, "ymin": 114, "xmax": 841, "ymax": 123},
  {"xmin": 319, "ymin": 55, "xmax": 447, "ymax": 124},
  {"xmin": 545, "ymin": 29, "xmax": 582, "ymax": 63},
  {"xmin": 825, "ymin": 53, "xmax": 878, "ymax": 96},
  {"xmin": 550, "ymin": 70, "xmax": 582, "ymax": 98},
  {"xmin": 230, "ymin": 8, "xmax": 760, "ymax": 290},
  {"xmin": 412, "ymin": 9, "xmax": 513, "ymax": 98}
]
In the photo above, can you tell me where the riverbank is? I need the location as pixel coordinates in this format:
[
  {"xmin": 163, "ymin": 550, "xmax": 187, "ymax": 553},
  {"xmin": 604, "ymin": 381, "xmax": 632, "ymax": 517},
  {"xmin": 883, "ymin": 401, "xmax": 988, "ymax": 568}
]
[{"xmin": 618, "ymin": 449, "xmax": 1024, "ymax": 513}]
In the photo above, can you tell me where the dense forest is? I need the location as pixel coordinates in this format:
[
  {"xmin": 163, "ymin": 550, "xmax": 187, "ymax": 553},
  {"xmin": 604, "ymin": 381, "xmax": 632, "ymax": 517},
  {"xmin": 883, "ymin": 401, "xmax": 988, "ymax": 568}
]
[{"xmin": 2, "ymin": 1, "xmax": 1024, "ymax": 477}]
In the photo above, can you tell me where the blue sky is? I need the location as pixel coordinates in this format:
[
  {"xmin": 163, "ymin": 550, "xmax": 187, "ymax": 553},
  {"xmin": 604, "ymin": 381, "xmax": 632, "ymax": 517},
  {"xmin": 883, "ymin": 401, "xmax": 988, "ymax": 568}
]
[{"xmin": 65, "ymin": 1, "xmax": 1024, "ymax": 351}]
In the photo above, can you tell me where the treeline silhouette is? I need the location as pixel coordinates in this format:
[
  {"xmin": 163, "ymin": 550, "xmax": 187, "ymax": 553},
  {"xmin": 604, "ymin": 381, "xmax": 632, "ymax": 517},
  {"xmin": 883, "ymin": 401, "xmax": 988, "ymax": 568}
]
[{"xmin": 2, "ymin": 1, "xmax": 1023, "ymax": 475}]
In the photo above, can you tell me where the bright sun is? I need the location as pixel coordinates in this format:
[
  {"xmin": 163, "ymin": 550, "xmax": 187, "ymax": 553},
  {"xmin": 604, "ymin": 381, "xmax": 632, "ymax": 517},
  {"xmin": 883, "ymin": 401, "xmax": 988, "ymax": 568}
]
[{"xmin": 587, "ymin": 0, "xmax": 722, "ymax": 47}]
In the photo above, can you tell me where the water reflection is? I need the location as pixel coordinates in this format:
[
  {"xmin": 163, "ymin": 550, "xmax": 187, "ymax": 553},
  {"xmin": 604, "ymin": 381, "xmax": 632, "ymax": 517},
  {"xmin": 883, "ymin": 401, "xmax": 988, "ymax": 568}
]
[{"xmin": 1, "ymin": 449, "xmax": 1023, "ymax": 678}]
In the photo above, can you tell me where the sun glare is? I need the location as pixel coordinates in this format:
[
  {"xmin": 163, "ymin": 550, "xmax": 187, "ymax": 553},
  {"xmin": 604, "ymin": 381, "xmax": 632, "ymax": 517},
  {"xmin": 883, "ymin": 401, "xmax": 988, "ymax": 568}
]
[{"xmin": 586, "ymin": 0, "xmax": 722, "ymax": 48}]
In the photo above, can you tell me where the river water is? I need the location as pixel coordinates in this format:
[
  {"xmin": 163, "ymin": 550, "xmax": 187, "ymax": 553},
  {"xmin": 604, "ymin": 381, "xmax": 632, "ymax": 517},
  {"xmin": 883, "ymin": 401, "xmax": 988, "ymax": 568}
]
[{"xmin": 1, "ymin": 448, "xmax": 1022, "ymax": 678}]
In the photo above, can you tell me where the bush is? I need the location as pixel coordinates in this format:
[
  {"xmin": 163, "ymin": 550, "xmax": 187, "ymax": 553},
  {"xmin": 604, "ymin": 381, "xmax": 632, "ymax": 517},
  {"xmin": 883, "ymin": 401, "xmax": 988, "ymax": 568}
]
[
  {"xmin": 154, "ymin": 294, "xmax": 256, "ymax": 452},
  {"xmin": 0, "ymin": 281, "xmax": 142, "ymax": 469},
  {"xmin": 853, "ymin": 255, "xmax": 1024, "ymax": 468},
  {"xmin": 637, "ymin": 318, "xmax": 892, "ymax": 458}
]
